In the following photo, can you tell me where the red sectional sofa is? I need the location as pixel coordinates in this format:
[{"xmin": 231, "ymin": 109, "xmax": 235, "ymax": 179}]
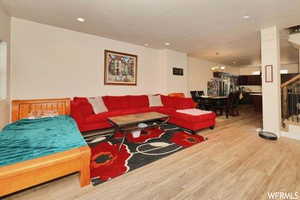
[{"xmin": 71, "ymin": 95, "xmax": 216, "ymax": 133}]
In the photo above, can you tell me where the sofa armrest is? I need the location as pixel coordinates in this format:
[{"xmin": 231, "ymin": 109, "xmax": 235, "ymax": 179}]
[
  {"xmin": 184, "ymin": 97, "xmax": 197, "ymax": 108},
  {"xmin": 177, "ymin": 97, "xmax": 197, "ymax": 109},
  {"xmin": 161, "ymin": 95, "xmax": 197, "ymax": 109},
  {"xmin": 70, "ymin": 101, "xmax": 86, "ymax": 125}
]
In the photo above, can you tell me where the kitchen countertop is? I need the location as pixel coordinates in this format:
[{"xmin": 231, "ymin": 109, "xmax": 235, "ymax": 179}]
[{"xmin": 249, "ymin": 93, "xmax": 262, "ymax": 96}]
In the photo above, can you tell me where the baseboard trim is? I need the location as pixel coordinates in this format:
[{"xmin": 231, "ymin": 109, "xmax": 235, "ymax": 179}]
[{"xmin": 281, "ymin": 130, "xmax": 300, "ymax": 140}]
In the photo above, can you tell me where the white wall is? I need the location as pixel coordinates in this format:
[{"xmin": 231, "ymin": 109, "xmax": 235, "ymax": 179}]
[
  {"xmin": 289, "ymin": 33, "xmax": 300, "ymax": 49},
  {"xmin": 187, "ymin": 57, "xmax": 215, "ymax": 95},
  {"xmin": 0, "ymin": 3, "xmax": 10, "ymax": 129},
  {"xmin": 162, "ymin": 49, "xmax": 188, "ymax": 95},
  {"xmin": 281, "ymin": 63, "xmax": 299, "ymax": 73},
  {"xmin": 11, "ymin": 18, "xmax": 176, "ymax": 99},
  {"xmin": 0, "ymin": 42, "xmax": 7, "ymax": 99}
]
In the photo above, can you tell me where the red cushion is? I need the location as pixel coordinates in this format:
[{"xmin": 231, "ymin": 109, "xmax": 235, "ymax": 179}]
[
  {"xmin": 168, "ymin": 117, "xmax": 215, "ymax": 131},
  {"xmin": 73, "ymin": 97, "xmax": 94, "ymax": 116},
  {"xmin": 161, "ymin": 95, "xmax": 195, "ymax": 109},
  {"xmin": 128, "ymin": 95, "xmax": 149, "ymax": 109},
  {"xmin": 174, "ymin": 98, "xmax": 197, "ymax": 109},
  {"xmin": 102, "ymin": 96, "xmax": 131, "ymax": 111},
  {"xmin": 160, "ymin": 95, "xmax": 174, "ymax": 108},
  {"xmin": 149, "ymin": 106, "xmax": 175, "ymax": 115},
  {"xmin": 73, "ymin": 97, "xmax": 89, "ymax": 103},
  {"xmin": 85, "ymin": 107, "xmax": 150, "ymax": 123},
  {"xmin": 171, "ymin": 111, "xmax": 216, "ymax": 122}
]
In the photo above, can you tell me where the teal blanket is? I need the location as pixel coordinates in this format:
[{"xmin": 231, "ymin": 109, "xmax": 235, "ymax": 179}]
[{"xmin": 0, "ymin": 115, "xmax": 87, "ymax": 167}]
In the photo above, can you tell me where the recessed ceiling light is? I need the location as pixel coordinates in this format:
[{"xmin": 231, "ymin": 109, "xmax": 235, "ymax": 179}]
[
  {"xmin": 77, "ymin": 17, "xmax": 85, "ymax": 22},
  {"xmin": 144, "ymin": 43, "xmax": 149, "ymax": 47},
  {"xmin": 243, "ymin": 15, "xmax": 250, "ymax": 19},
  {"xmin": 164, "ymin": 42, "xmax": 171, "ymax": 46}
]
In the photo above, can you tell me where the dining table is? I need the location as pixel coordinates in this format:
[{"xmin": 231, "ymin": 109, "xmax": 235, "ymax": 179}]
[{"xmin": 197, "ymin": 95, "xmax": 229, "ymax": 112}]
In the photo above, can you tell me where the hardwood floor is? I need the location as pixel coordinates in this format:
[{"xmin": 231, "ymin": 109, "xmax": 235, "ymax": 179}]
[{"xmin": 5, "ymin": 107, "xmax": 300, "ymax": 200}]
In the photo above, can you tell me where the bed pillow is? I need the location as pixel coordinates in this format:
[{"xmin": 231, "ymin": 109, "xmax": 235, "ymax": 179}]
[
  {"xmin": 26, "ymin": 110, "xmax": 59, "ymax": 119},
  {"xmin": 88, "ymin": 96, "xmax": 108, "ymax": 114},
  {"xmin": 148, "ymin": 95, "xmax": 163, "ymax": 107}
]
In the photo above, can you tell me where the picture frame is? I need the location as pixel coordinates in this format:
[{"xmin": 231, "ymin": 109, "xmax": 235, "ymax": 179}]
[
  {"xmin": 104, "ymin": 50, "xmax": 138, "ymax": 86},
  {"xmin": 265, "ymin": 65, "xmax": 273, "ymax": 83},
  {"xmin": 173, "ymin": 67, "xmax": 184, "ymax": 76}
]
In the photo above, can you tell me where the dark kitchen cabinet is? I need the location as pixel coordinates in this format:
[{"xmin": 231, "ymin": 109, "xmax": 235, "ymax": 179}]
[
  {"xmin": 238, "ymin": 75, "xmax": 261, "ymax": 86},
  {"xmin": 281, "ymin": 73, "xmax": 299, "ymax": 84},
  {"xmin": 238, "ymin": 76, "xmax": 248, "ymax": 85},
  {"xmin": 248, "ymin": 75, "xmax": 261, "ymax": 85},
  {"xmin": 222, "ymin": 73, "xmax": 299, "ymax": 86},
  {"xmin": 238, "ymin": 73, "xmax": 299, "ymax": 86},
  {"xmin": 213, "ymin": 72, "xmax": 219, "ymax": 78},
  {"xmin": 251, "ymin": 94, "xmax": 262, "ymax": 112}
]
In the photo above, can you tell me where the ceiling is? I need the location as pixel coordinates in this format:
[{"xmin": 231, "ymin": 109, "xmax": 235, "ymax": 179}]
[{"xmin": 1, "ymin": 0, "xmax": 300, "ymax": 66}]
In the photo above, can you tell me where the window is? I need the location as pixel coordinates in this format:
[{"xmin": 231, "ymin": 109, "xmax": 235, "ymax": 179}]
[{"xmin": 0, "ymin": 41, "xmax": 7, "ymax": 99}]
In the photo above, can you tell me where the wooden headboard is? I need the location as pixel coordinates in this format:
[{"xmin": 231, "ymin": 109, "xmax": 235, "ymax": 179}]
[{"xmin": 12, "ymin": 98, "xmax": 71, "ymax": 122}]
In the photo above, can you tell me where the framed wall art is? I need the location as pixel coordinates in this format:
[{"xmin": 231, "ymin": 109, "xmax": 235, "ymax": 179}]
[
  {"xmin": 173, "ymin": 67, "xmax": 184, "ymax": 76},
  {"xmin": 104, "ymin": 50, "xmax": 138, "ymax": 85},
  {"xmin": 265, "ymin": 65, "xmax": 273, "ymax": 83}
]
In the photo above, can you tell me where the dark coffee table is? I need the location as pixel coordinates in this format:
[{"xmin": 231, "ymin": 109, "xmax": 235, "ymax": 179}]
[{"xmin": 108, "ymin": 112, "xmax": 169, "ymax": 150}]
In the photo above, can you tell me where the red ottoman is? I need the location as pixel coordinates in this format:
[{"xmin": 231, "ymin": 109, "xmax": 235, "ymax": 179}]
[{"xmin": 168, "ymin": 109, "xmax": 216, "ymax": 133}]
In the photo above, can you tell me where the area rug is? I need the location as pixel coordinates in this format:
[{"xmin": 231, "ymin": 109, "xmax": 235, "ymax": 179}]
[{"xmin": 88, "ymin": 125, "xmax": 206, "ymax": 185}]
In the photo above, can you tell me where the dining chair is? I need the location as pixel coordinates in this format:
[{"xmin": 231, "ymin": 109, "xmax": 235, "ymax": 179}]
[
  {"xmin": 225, "ymin": 91, "xmax": 240, "ymax": 118},
  {"xmin": 190, "ymin": 91, "xmax": 205, "ymax": 109}
]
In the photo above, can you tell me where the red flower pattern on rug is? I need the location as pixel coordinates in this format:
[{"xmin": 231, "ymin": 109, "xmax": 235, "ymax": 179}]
[
  {"xmin": 170, "ymin": 132, "xmax": 205, "ymax": 147},
  {"xmin": 90, "ymin": 142, "xmax": 131, "ymax": 182},
  {"xmin": 89, "ymin": 128, "xmax": 206, "ymax": 185}
]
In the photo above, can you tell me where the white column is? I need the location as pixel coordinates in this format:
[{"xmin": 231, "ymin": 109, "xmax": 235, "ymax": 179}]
[{"xmin": 261, "ymin": 26, "xmax": 281, "ymax": 136}]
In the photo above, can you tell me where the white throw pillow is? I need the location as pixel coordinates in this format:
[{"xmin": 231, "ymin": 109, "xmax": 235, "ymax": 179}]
[
  {"xmin": 148, "ymin": 95, "xmax": 163, "ymax": 107},
  {"xmin": 88, "ymin": 96, "xmax": 108, "ymax": 114},
  {"xmin": 27, "ymin": 110, "xmax": 59, "ymax": 119},
  {"xmin": 176, "ymin": 109, "xmax": 212, "ymax": 116}
]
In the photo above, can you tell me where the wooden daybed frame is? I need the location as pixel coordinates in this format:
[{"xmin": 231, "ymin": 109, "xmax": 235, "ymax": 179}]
[{"xmin": 0, "ymin": 98, "xmax": 91, "ymax": 197}]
